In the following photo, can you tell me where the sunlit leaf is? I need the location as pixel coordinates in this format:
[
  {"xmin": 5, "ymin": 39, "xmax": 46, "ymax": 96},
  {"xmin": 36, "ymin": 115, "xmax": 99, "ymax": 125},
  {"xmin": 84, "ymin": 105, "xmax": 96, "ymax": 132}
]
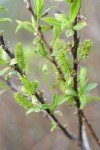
[
  {"xmin": 58, "ymin": 95, "xmax": 72, "ymax": 105},
  {"xmin": 16, "ymin": 20, "xmax": 34, "ymax": 33},
  {"xmin": 79, "ymin": 94, "xmax": 87, "ymax": 109},
  {"xmin": 0, "ymin": 6, "xmax": 8, "ymax": 11},
  {"xmin": 73, "ymin": 21, "xmax": 87, "ymax": 30},
  {"xmin": 42, "ymin": 17, "xmax": 61, "ymax": 27},
  {"xmin": 70, "ymin": 0, "xmax": 81, "ymax": 22},
  {"xmin": 83, "ymin": 83, "xmax": 97, "ymax": 94},
  {"xmin": 86, "ymin": 96, "xmax": 100, "ymax": 102},
  {"xmin": 0, "ymin": 18, "xmax": 12, "ymax": 23},
  {"xmin": 66, "ymin": 29, "xmax": 74, "ymax": 38},
  {"xmin": 0, "ymin": 67, "xmax": 10, "ymax": 76}
]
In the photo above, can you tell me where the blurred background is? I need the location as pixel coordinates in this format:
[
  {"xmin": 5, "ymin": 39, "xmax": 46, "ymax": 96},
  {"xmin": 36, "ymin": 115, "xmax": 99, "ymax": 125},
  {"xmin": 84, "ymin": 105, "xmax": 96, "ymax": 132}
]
[{"xmin": 0, "ymin": 0, "xmax": 100, "ymax": 150}]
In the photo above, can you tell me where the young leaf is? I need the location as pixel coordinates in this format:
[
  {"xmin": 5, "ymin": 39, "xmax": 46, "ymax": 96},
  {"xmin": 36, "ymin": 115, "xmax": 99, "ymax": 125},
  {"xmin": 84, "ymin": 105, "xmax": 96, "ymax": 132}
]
[
  {"xmin": 10, "ymin": 58, "xmax": 17, "ymax": 65},
  {"xmin": 83, "ymin": 83, "xmax": 97, "ymax": 94},
  {"xmin": 79, "ymin": 67, "xmax": 87, "ymax": 89},
  {"xmin": 86, "ymin": 96, "xmax": 100, "ymax": 102},
  {"xmin": 31, "ymin": 95, "xmax": 38, "ymax": 104},
  {"xmin": 31, "ymin": 16, "xmax": 36, "ymax": 30},
  {"xmin": 42, "ymin": 64, "xmax": 48, "ymax": 73},
  {"xmin": 41, "ymin": 25, "xmax": 52, "ymax": 32},
  {"xmin": 53, "ymin": 27, "xmax": 61, "ymax": 41},
  {"xmin": 0, "ymin": 6, "xmax": 8, "ymax": 11},
  {"xmin": 16, "ymin": 20, "xmax": 34, "ymax": 33},
  {"xmin": 61, "ymin": 20, "xmax": 71, "ymax": 30},
  {"xmin": 44, "ymin": 6, "xmax": 56, "ymax": 14},
  {"xmin": 65, "ymin": 88, "xmax": 77, "ymax": 97},
  {"xmin": 0, "ymin": 67, "xmax": 10, "ymax": 76},
  {"xmin": 26, "ymin": 107, "xmax": 41, "ymax": 115},
  {"xmin": 58, "ymin": 95, "xmax": 72, "ymax": 105},
  {"xmin": 70, "ymin": 0, "xmax": 81, "ymax": 22},
  {"xmin": 42, "ymin": 17, "xmax": 61, "ymax": 27},
  {"xmin": 66, "ymin": 29, "xmax": 74, "ymax": 38},
  {"xmin": 79, "ymin": 94, "xmax": 87, "ymax": 109},
  {"xmin": 50, "ymin": 122, "xmax": 58, "ymax": 132},
  {"xmin": 54, "ymin": 13, "xmax": 69, "ymax": 22},
  {"xmin": 34, "ymin": 0, "xmax": 44, "ymax": 19},
  {"xmin": 54, "ymin": 110, "xmax": 63, "ymax": 116},
  {"xmin": 0, "ymin": 58, "xmax": 7, "ymax": 64},
  {"xmin": 0, "ymin": 18, "xmax": 12, "ymax": 23},
  {"xmin": 41, "ymin": 104, "xmax": 51, "ymax": 109},
  {"xmin": 51, "ymin": 93, "xmax": 59, "ymax": 112},
  {"xmin": 73, "ymin": 21, "xmax": 87, "ymax": 30}
]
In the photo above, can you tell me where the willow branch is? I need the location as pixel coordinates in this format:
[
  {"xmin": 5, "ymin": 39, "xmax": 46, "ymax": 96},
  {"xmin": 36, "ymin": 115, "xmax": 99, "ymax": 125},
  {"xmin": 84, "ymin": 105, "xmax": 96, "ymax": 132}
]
[
  {"xmin": 24, "ymin": 0, "xmax": 100, "ymax": 147},
  {"xmin": 82, "ymin": 112, "xmax": 100, "ymax": 146},
  {"xmin": 24, "ymin": 0, "xmax": 65, "ymax": 82},
  {"xmin": 0, "ymin": 36, "xmax": 76, "ymax": 141},
  {"xmin": 71, "ymin": 17, "xmax": 83, "ymax": 146},
  {"xmin": 0, "ymin": 77, "xmax": 76, "ymax": 141},
  {"xmin": 82, "ymin": 125, "xmax": 92, "ymax": 150}
]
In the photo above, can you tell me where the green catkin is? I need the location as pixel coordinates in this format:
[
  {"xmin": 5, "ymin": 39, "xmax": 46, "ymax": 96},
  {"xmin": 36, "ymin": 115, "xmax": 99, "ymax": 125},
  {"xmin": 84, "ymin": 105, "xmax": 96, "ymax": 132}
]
[
  {"xmin": 82, "ymin": 40, "xmax": 93, "ymax": 59},
  {"xmin": 14, "ymin": 92, "xmax": 33, "ymax": 109},
  {"xmin": 57, "ymin": 49, "xmax": 72, "ymax": 76},
  {"xmin": 15, "ymin": 42, "xmax": 25, "ymax": 70},
  {"xmin": 78, "ymin": 39, "xmax": 93, "ymax": 59},
  {"xmin": 21, "ymin": 75, "xmax": 39, "ymax": 95},
  {"xmin": 33, "ymin": 36, "xmax": 48, "ymax": 57}
]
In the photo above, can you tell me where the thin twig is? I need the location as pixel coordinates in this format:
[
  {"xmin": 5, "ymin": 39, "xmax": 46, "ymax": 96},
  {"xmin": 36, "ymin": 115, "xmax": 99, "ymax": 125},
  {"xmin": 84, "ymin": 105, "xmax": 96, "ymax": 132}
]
[
  {"xmin": 82, "ymin": 112, "xmax": 100, "ymax": 146},
  {"xmin": 82, "ymin": 125, "xmax": 92, "ymax": 150},
  {"xmin": 72, "ymin": 17, "xmax": 83, "ymax": 146},
  {"xmin": 0, "ymin": 35, "xmax": 24, "ymax": 75}
]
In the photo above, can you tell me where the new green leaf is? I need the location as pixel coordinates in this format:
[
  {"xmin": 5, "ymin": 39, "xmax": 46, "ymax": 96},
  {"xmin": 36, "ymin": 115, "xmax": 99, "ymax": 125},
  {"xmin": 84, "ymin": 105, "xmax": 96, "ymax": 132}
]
[
  {"xmin": 0, "ymin": 18, "xmax": 12, "ymax": 23},
  {"xmin": 83, "ymin": 83, "xmax": 97, "ymax": 94},
  {"xmin": 70, "ymin": 0, "xmax": 81, "ymax": 22},
  {"xmin": 34, "ymin": 0, "xmax": 44, "ymax": 19},
  {"xmin": 79, "ymin": 94, "xmax": 87, "ymax": 109},
  {"xmin": 0, "ymin": 6, "xmax": 8, "ymax": 11},
  {"xmin": 73, "ymin": 21, "xmax": 87, "ymax": 30},
  {"xmin": 16, "ymin": 20, "xmax": 34, "ymax": 33},
  {"xmin": 0, "ymin": 67, "xmax": 10, "ymax": 76},
  {"xmin": 42, "ymin": 17, "xmax": 61, "ymax": 27},
  {"xmin": 66, "ymin": 29, "xmax": 74, "ymax": 38}
]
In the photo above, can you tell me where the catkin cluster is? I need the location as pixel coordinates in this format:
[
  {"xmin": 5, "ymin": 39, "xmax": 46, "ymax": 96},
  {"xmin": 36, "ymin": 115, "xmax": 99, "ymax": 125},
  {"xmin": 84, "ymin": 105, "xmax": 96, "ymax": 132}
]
[
  {"xmin": 21, "ymin": 75, "xmax": 39, "ymax": 95},
  {"xmin": 14, "ymin": 92, "xmax": 33, "ymax": 109},
  {"xmin": 78, "ymin": 39, "xmax": 93, "ymax": 59},
  {"xmin": 15, "ymin": 43, "xmax": 26, "ymax": 70},
  {"xmin": 33, "ymin": 36, "xmax": 48, "ymax": 57},
  {"xmin": 57, "ymin": 49, "xmax": 72, "ymax": 76}
]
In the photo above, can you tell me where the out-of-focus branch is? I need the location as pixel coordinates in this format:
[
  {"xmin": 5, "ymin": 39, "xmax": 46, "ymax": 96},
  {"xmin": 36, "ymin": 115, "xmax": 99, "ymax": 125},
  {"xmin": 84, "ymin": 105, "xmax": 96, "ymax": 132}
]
[
  {"xmin": 82, "ymin": 112, "xmax": 100, "ymax": 146},
  {"xmin": 82, "ymin": 125, "xmax": 92, "ymax": 150}
]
